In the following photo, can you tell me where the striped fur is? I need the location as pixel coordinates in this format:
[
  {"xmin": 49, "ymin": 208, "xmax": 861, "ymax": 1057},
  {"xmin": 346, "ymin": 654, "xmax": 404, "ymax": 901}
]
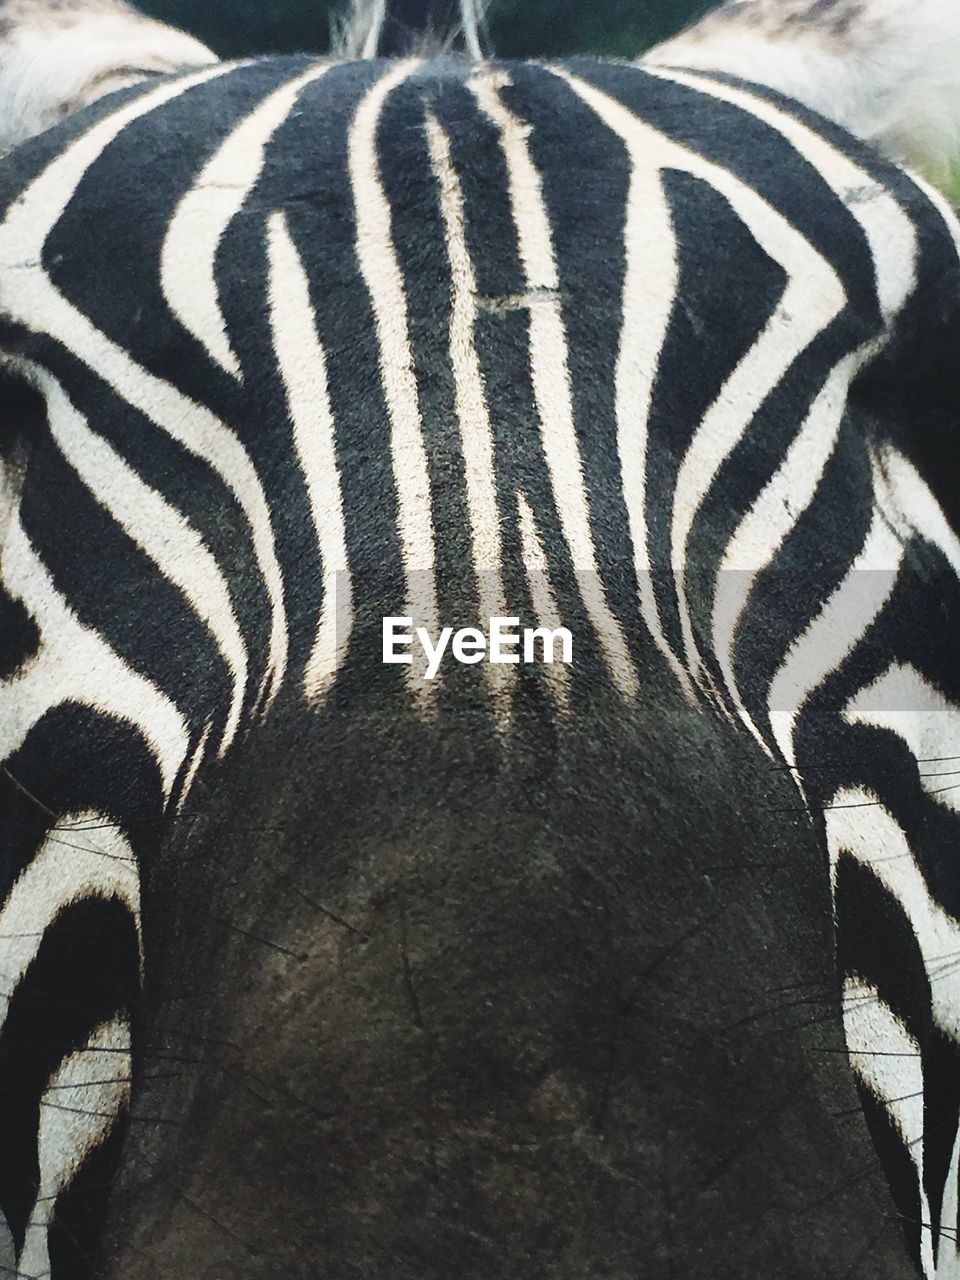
[
  {"xmin": 646, "ymin": 0, "xmax": 960, "ymax": 183},
  {"xmin": 1, "ymin": 53, "xmax": 960, "ymax": 1279}
]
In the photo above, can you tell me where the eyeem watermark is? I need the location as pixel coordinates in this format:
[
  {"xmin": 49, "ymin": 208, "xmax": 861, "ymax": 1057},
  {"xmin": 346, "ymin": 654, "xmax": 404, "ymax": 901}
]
[{"xmin": 383, "ymin": 616, "xmax": 573, "ymax": 680}]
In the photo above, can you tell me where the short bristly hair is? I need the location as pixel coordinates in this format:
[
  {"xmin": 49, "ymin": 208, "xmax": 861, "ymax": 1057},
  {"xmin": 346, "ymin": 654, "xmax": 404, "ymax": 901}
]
[
  {"xmin": 332, "ymin": 0, "xmax": 489, "ymax": 59},
  {"xmin": 645, "ymin": 0, "xmax": 960, "ymax": 184}
]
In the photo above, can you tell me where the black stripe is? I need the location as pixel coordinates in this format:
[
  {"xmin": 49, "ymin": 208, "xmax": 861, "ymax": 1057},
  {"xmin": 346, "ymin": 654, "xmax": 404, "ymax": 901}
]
[
  {"xmin": 272, "ymin": 62, "xmax": 409, "ymax": 707},
  {"xmin": 43, "ymin": 61, "xmax": 309, "ymax": 401},
  {"xmin": 733, "ymin": 422, "xmax": 874, "ymax": 742},
  {"xmin": 19, "ymin": 430, "xmax": 234, "ymax": 743},
  {"xmin": 566, "ymin": 61, "xmax": 882, "ymax": 321},
  {"xmin": 523, "ymin": 62, "xmax": 645, "ymax": 677},
  {"xmin": 0, "ymin": 705, "xmax": 165, "ymax": 901},
  {"xmin": 0, "ymin": 897, "xmax": 140, "ymax": 1253},
  {"xmin": 47, "ymin": 1114, "xmax": 128, "ymax": 1280},
  {"xmin": 647, "ymin": 168, "xmax": 787, "ymax": 671},
  {"xmin": 835, "ymin": 851, "xmax": 960, "ymax": 1262},
  {"xmin": 378, "ymin": 75, "xmax": 474, "ymax": 639}
]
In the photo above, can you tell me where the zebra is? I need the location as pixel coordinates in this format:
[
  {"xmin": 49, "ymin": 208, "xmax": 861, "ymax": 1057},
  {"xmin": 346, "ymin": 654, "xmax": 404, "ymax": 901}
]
[
  {"xmin": 2, "ymin": 0, "xmax": 960, "ymax": 1276},
  {"xmin": 645, "ymin": 0, "xmax": 960, "ymax": 187},
  {"xmin": 0, "ymin": 0, "xmax": 486, "ymax": 157},
  {"xmin": 0, "ymin": 0, "xmax": 217, "ymax": 154}
]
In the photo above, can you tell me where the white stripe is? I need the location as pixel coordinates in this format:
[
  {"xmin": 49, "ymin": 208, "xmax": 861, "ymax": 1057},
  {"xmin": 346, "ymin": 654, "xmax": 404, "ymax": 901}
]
[
  {"xmin": 841, "ymin": 977, "xmax": 934, "ymax": 1278},
  {"xmin": 461, "ymin": 0, "xmax": 485, "ymax": 60},
  {"xmin": 423, "ymin": 110, "xmax": 512, "ymax": 722},
  {"xmin": 161, "ymin": 62, "xmax": 332, "ymax": 379},
  {"xmin": 19, "ymin": 1018, "xmax": 132, "ymax": 1280},
  {"xmin": 176, "ymin": 720, "xmax": 213, "ymax": 815},
  {"xmin": 767, "ymin": 505, "xmax": 903, "ymax": 768},
  {"xmin": 613, "ymin": 161, "xmax": 694, "ymax": 699},
  {"xmin": 768, "ymin": 450, "xmax": 960, "ymax": 778},
  {"xmin": 643, "ymin": 66, "xmax": 919, "ymax": 323},
  {"xmin": 267, "ymin": 210, "xmax": 353, "ymax": 702},
  {"xmin": 469, "ymin": 71, "xmax": 557, "ymax": 292},
  {"xmin": 37, "ymin": 369, "xmax": 249, "ymax": 751},
  {"xmin": 348, "ymin": 59, "xmax": 441, "ymax": 704},
  {"xmin": 711, "ymin": 353, "xmax": 859, "ymax": 752},
  {"xmin": 0, "ymin": 67, "xmax": 288, "ymax": 713},
  {"xmin": 517, "ymin": 490, "xmax": 570, "ymax": 718},
  {"xmin": 552, "ymin": 67, "xmax": 844, "ymax": 702},
  {"xmin": 844, "ymin": 665, "xmax": 960, "ymax": 817},
  {"xmin": 843, "ymin": 978, "xmax": 924, "ymax": 1146},
  {"xmin": 361, "ymin": 0, "xmax": 388, "ymax": 58},
  {"xmin": 547, "ymin": 72, "xmax": 686, "ymax": 700},
  {"xmin": 2, "ymin": 333, "xmax": 287, "ymax": 717},
  {"xmin": 840, "ymin": 447, "xmax": 960, "ymax": 813},
  {"xmin": 872, "ymin": 444, "xmax": 960, "ymax": 580},
  {"xmin": 0, "ymin": 515, "xmax": 190, "ymax": 799},
  {"xmin": 0, "ymin": 64, "xmax": 231, "ymax": 257},
  {"xmin": 0, "ymin": 816, "xmax": 140, "ymax": 1034},
  {"xmin": 470, "ymin": 68, "xmax": 639, "ymax": 702},
  {"xmin": 938, "ymin": 1124, "xmax": 960, "ymax": 1278},
  {"xmin": 667, "ymin": 216, "xmax": 843, "ymax": 687},
  {"xmin": 828, "ymin": 793, "xmax": 960, "ymax": 1042}
]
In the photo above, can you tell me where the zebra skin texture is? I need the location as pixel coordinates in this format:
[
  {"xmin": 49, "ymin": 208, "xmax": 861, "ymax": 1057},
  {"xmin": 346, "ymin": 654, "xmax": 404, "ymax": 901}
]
[{"xmin": 1, "ymin": 53, "xmax": 960, "ymax": 1279}]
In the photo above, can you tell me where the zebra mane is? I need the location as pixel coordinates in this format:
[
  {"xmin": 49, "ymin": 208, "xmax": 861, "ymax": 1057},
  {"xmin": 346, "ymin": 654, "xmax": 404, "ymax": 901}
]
[
  {"xmin": 644, "ymin": 0, "xmax": 960, "ymax": 184},
  {"xmin": 332, "ymin": 0, "xmax": 489, "ymax": 59}
]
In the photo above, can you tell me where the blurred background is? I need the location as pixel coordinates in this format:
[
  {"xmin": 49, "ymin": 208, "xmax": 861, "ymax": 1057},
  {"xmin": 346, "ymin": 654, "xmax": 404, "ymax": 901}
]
[{"xmin": 137, "ymin": 0, "xmax": 706, "ymax": 59}]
